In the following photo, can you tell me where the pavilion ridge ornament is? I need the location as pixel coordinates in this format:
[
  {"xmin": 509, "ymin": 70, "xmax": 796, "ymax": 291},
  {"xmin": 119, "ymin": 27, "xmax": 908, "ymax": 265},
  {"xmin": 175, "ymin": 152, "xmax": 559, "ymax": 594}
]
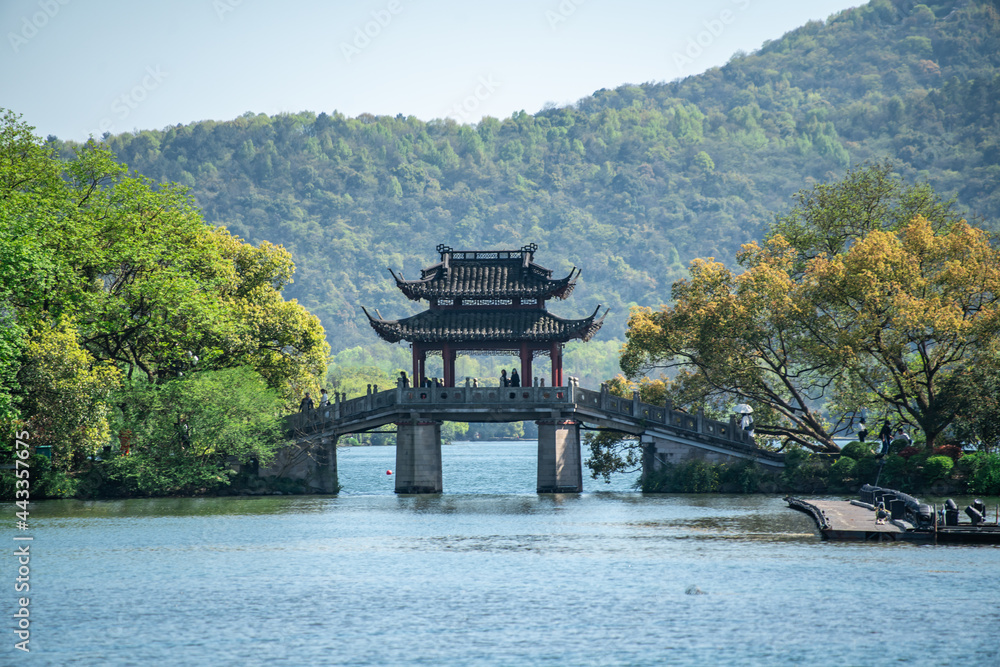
[{"xmin": 363, "ymin": 244, "xmax": 607, "ymax": 387}]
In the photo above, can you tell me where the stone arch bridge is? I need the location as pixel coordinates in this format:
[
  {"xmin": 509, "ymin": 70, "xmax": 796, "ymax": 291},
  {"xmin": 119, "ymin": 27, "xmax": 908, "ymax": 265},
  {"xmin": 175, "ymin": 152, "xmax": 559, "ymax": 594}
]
[{"xmin": 263, "ymin": 383, "xmax": 784, "ymax": 494}]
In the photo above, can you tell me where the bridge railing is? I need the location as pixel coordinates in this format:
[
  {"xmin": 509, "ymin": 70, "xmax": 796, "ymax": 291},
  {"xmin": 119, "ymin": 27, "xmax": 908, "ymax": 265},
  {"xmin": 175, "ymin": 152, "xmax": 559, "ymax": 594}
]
[
  {"xmin": 289, "ymin": 382, "xmax": 755, "ymax": 448},
  {"xmin": 396, "ymin": 385, "xmax": 572, "ymax": 406},
  {"xmin": 576, "ymin": 386, "xmax": 754, "ymax": 447}
]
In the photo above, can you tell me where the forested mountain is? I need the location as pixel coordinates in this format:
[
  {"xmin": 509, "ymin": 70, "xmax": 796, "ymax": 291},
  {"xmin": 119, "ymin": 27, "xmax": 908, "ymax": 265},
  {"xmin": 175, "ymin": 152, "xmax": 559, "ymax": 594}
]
[{"xmin": 62, "ymin": 0, "xmax": 1000, "ymax": 355}]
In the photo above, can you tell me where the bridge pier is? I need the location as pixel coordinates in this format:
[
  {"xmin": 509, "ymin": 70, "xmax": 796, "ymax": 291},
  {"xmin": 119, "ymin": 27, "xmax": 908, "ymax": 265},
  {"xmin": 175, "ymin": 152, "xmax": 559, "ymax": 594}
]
[
  {"xmin": 536, "ymin": 419, "xmax": 582, "ymax": 493},
  {"xmin": 258, "ymin": 436, "xmax": 339, "ymax": 493},
  {"xmin": 394, "ymin": 420, "xmax": 443, "ymax": 494}
]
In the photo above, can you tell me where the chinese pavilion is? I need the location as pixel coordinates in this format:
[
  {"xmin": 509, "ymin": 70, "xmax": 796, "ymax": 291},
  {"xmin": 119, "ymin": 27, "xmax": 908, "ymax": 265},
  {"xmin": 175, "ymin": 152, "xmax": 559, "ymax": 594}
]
[{"xmin": 363, "ymin": 244, "xmax": 606, "ymax": 387}]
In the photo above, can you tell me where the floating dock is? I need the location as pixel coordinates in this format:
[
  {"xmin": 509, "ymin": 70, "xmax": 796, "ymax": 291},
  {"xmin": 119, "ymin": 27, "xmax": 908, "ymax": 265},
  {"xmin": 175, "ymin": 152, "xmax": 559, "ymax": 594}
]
[
  {"xmin": 786, "ymin": 497, "xmax": 904, "ymax": 541},
  {"xmin": 787, "ymin": 490, "xmax": 1000, "ymax": 544}
]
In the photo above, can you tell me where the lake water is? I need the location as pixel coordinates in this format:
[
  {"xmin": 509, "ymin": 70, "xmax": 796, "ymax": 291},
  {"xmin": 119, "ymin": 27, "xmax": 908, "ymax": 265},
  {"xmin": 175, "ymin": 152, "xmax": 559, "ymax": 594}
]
[{"xmin": 12, "ymin": 441, "xmax": 1000, "ymax": 666}]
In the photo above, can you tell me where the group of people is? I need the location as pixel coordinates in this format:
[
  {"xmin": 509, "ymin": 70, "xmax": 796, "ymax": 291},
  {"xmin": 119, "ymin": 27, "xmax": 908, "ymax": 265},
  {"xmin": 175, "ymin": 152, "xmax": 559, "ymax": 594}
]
[
  {"xmin": 301, "ymin": 368, "xmax": 548, "ymax": 410},
  {"xmin": 298, "ymin": 388, "xmax": 330, "ymax": 412},
  {"xmin": 396, "ymin": 371, "xmax": 447, "ymax": 389},
  {"xmin": 398, "ymin": 368, "xmax": 537, "ymax": 388},
  {"xmin": 857, "ymin": 415, "xmax": 912, "ymax": 456},
  {"xmin": 499, "ymin": 369, "xmax": 521, "ymax": 387}
]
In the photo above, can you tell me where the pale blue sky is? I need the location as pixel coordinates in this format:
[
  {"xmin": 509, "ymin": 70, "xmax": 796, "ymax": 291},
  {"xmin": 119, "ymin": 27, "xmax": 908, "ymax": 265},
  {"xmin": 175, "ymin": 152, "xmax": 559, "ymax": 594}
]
[{"xmin": 1, "ymin": 0, "xmax": 860, "ymax": 141}]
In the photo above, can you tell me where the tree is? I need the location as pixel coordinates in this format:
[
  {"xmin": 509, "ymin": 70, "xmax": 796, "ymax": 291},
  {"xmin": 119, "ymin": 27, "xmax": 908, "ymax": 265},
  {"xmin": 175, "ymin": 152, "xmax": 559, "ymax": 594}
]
[
  {"xmin": 943, "ymin": 349, "xmax": 1000, "ymax": 452},
  {"xmin": 621, "ymin": 236, "xmax": 845, "ymax": 452},
  {"xmin": 770, "ymin": 159, "xmax": 963, "ymax": 269},
  {"xmin": 804, "ymin": 216, "xmax": 1000, "ymax": 447},
  {"xmin": 0, "ymin": 110, "xmax": 327, "ymax": 404},
  {"xmin": 16, "ymin": 319, "xmax": 121, "ymax": 467},
  {"xmin": 621, "ymin": 165, "xmax": 1000, "ymax": 451},
  {"xmin": 0, "ymin": 111, "xmax": 328, "ymax": 494},
  {"xmin": 107, "ymin": 366, "xmax": 287, "ymax": 495}
]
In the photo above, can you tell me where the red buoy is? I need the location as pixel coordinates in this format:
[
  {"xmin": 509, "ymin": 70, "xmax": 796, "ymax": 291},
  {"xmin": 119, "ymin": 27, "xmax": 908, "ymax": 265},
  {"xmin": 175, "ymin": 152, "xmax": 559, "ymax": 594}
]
[{"xmin": 386, "ymin": 469, "xmax": 393, "ymax": 475}]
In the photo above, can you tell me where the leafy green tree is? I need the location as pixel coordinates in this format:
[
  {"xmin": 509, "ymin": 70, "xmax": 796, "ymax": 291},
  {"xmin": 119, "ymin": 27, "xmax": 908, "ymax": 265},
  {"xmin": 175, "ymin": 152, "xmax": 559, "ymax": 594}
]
[
  {"xmin": 17, "ymin": 319, "xmax": 120, "ymax": 467},
  {"xmin": 0, "ymin": 111, "xmax": 328, "ymax": 495},
  {"xmin": 107, "ymin": 366, "xmax": 287, "ymax": 495}
]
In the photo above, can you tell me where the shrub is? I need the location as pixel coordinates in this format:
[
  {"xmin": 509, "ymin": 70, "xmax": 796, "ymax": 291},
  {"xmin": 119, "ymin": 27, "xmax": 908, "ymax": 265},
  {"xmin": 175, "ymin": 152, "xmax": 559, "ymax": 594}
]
[
  {"xmin": 931, "ymin": 444, "xmax": 963, "ymax": 461},
  {"xmin": 961, "ymin": 453, "xmax": 1000, "ymax": 495},
  {"xmin": 879, "ymin": 455, "xmax": 908, "ymax": 487},
  {"xmin": 899, "ymin": 446, "xmax": 919, "ymax": 460},
  {"xmin": 830, "ymin": 456, "xmax": 857, "ymax": 483},
  {"xmin": 840, "ymin": 440, "xmax": 875, "ymax": 460},
  {"xmin": 98, "ymin": 454, "xmax": 233, "ymax": 497},
  {"xmin": 854, "ymin": 455, "xmax": 880, "ymax": 484},
  {"xmin": 719, "ymin": 460, "xmax": 766, "ymax": 493},
  {"xmin": 781, "ymin": 449, "xmax": 831, "ymax": 492},
  {"xmin": 643, "ymin": 460, "xmax": 720, "ymax": 493},
  {"xmin": 923, "ymin": 455, "xmax": 954, "ymax": 482},
  {"xmin": 0, "ymin": 452, "xmax": 78, "ymax": 500},
  {"xmin": 888, "ymin": 437, "xmax": 911, "ymax": 455}
]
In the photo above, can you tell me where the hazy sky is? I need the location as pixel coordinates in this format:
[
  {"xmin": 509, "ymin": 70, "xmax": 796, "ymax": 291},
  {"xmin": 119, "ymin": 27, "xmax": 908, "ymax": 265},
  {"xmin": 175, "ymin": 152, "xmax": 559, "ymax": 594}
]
[{"xmin": 2, "ymin": 0, "xmax": 860, "ymax": 141}]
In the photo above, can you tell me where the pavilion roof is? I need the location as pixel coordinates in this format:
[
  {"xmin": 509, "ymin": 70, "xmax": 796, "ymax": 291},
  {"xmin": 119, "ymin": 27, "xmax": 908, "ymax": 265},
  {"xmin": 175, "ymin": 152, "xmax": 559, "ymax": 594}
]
[
  {"xmin": 390, "ymin": 244, "xmax": 579, "ymax": 301},
  {"xmin": 362, "ymin": 305, "xmax": 607, "ymax": 345}
]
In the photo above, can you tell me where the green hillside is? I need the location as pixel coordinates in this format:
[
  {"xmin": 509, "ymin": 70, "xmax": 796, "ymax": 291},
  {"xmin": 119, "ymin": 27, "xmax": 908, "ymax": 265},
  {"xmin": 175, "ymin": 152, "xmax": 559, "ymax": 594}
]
[{"xmin": 66, "ymin": 0, "xmax": 999, "ymax": 357}]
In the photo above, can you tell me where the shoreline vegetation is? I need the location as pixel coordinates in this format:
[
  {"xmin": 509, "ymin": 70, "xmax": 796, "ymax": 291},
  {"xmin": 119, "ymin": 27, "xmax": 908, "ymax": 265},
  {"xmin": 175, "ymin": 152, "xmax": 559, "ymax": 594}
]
[
  {"xmin": 7, "ymin": 436, "xmax": 1000, "ymax": 500},
  {"xmin": 5, "ymin": 1, "xmax": 1000, "ymax": 501},
  {"xmin": 640, "ymin": 443, "xmax": 1000, "ymax": 496}
]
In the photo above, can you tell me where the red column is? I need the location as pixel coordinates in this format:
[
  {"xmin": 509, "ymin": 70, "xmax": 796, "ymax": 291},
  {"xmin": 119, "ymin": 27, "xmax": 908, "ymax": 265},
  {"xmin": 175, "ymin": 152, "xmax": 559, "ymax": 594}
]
[
  {"xmin": 416, "ymin": 348, "xmax": 426, "ymax": 387},
  {"xmin": 411, "ymin": 345, "xmax": 418, "ymax": 388},
  {"xmin": 551, "ymin": 343, "xmax": 563, "ymax": 387},
  {"xmin": 520, "ymin": 342, "xmax": 532, "ymax": 388},
  {"xmin": 442, "ymin": 343, "xmax": 454, "ymax": 387}
]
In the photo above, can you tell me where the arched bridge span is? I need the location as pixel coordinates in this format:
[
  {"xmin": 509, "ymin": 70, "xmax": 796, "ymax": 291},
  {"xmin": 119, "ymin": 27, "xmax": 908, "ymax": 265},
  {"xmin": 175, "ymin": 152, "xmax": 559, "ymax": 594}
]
[{"xmin": 272, "ymin": 383, "xmax": 783, "ymax": 494}]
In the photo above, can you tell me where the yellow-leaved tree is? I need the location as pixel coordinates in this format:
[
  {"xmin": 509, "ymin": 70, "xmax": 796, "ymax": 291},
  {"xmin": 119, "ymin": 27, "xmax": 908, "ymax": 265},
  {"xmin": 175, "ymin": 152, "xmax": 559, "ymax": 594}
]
[
  {"xmin": 619, "ymin": 162, "xmax": 998, "ymax": 454},
  {"xmin": 17, "ymin": 320, "xmax": 121, "ymax": 467}
]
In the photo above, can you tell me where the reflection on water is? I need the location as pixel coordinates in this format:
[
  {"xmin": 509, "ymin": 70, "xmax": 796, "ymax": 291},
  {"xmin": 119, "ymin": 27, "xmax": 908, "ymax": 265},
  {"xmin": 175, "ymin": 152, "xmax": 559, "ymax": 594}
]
[{"xmin": 23, "ymin": 441, "xmax": 1000, "ymax": 667}]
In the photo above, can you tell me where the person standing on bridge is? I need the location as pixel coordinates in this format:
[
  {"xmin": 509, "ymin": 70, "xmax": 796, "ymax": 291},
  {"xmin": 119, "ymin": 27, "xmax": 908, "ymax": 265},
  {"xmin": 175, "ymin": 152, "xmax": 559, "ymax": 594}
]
[
  {"xmin": 500, "ymin": 369, "xmax": 508, "ymax": 387},
  {"xmin": 510, "ymin": 369, "xmax": 520, "ymax": 387},
  {"xmin": 299, "ymin": 392, "xmax": 314, "ymax": 412},
  {"xmin": 399, "ymin": 371, "xmax": 409, "ymax": 388}
]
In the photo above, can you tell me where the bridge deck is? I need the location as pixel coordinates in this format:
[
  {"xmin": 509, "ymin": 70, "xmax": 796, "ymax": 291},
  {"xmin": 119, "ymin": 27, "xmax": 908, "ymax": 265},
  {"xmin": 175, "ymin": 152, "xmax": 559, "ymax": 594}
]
[{"xmin": 288, "ymin": 384, "xmax": 784, "ymax": 467}]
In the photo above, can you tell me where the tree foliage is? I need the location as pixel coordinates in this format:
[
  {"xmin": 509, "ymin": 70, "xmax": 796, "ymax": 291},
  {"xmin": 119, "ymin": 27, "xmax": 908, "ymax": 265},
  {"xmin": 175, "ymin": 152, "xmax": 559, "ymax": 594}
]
[
  {"xmin": 114, "ymin": 366, "xmax": 286, "ymax": 463},
  {"xmin": 621, "ymin": 164, "xmax": 1000, "ymax": 451},
  {"xmin": 17, "ymin": 319, "xmax": 121, "ymax": 467},
  {"xmin": 0, "ymin": 112, "xmax": 328, "ymax": 494},
  {"xmin": 803, "ymin": 215, "xmax": 1000, "ymax": 446},
  {"xmin": 32, "ymin": 0, "xmax": 993, "ymax": 362}
]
